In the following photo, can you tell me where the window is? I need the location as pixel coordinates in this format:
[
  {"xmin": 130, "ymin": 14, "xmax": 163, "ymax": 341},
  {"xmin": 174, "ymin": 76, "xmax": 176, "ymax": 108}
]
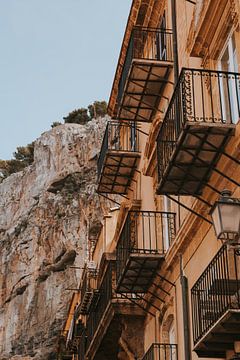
[
  {"xmin": 169, "ymin": 323, "xmax": 177, "ymax": 360},
  {"xmin": 157, "ymin": 12, "xmax": 167, "ymax": 61},
  {"xmin": 130, "ymin": 122, "xmax": 137, "ymax": 151},
  {"xmin": 219, "ymin": 34, "xmax": 240, "ymax": 124}
]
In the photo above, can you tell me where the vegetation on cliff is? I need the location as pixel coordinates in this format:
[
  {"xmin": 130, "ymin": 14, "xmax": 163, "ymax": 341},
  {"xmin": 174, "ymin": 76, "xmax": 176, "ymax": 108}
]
[
  {"xmin": 63, "ymin": 100, "xmax": 107, "ymax": 125},
  {"xmin": 0, "ymin": 142, "xmax": 35, "ymax": 181},
  {"xmin": 0, "ymin": 100, "xmax": 107, "ymax": 180}
]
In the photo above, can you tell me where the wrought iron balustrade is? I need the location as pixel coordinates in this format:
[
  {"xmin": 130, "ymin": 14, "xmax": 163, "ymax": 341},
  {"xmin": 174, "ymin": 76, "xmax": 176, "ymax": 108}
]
[
  {"xmin": 118, "ymin": 27, "xmax": 173, "ymax": 109},
  {"xmin": 66, "ymin": 319, "xmax": 85, "ymax": 355},
  {"xmin": 156, "ymin": 68, "xmax": 239, "ymax": 194},
  {"xmin": 97, "ymin": 121, "xmax": 139, "ymax": 179},
  {"xmin": 86, "ymin": 262, "xmax": 114, "ymax": 348},
  {"xmin": 75, "ymin": 266, "xmax": 98, "ymax": 316},
  {"xmin": 191, "ymin": 245, "xmax": 240, "ymax": 345},
  {"xmin": 116, "ymin": 210, "xmax": 176, "ymax": 290},
  {"xmin": 142, "ymin": 343, "xmax": 178, "ymax": 360},
  {"xmin": 78, "ymin": 325, "xmax": 87, "ymax": 360}
]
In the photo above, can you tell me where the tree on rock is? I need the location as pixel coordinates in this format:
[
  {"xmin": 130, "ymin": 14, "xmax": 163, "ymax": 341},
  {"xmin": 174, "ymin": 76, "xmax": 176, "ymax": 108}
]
[
  {"xmin": 63, "ymin": 101, "xmax": 107, "ymax": 125},
  {"xmin": 51, "ymin": 121, "xmax": 62, "ymax": 128},
  {"xmin": 0, "ymin": 142, "xmax": 35, "ymax": 181},
  {"xmin": 88, "ymin": 101, "xmax": 107, "ymax": 119},
  {"xmin": 63, "ymin": 108, "xmax": 90, "ymax": 125}
]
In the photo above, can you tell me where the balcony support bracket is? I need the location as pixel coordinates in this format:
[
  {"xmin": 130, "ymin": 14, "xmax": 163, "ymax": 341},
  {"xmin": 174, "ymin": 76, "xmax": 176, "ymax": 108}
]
[
  {"xmin": 166, "ymin": 195, "xmax": 212, "ymax": 225},
  {"xmin": 119, "ymin": 292, "xmax": 155, "ymax": 317},
  {"xmin": 155, "ymin": 272, "xmax": 175, "ymax": 287}
]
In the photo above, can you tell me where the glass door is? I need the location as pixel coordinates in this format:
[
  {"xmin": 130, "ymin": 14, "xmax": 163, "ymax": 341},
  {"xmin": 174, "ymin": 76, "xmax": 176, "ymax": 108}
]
[
  {"xmin": 219, "ymin": 34, "xmax": 239, "ymax": 124},
  {"xmin": 169, "ymin": 323, "xmax": 177, "ymax": 360},
  {"xmin": 130, "ymin": 122, "xmax": 137, "ymax": 151},
  {"xmin": 156, "ymin": 12, "xmax": 167, "ymax": 61}
]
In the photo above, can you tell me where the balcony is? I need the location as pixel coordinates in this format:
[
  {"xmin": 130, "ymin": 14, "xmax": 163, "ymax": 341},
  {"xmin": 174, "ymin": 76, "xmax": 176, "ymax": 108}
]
[
  {"xmin": 142, "ymin": 343, "xmax": 178, "ymax": 360},
  {"xmin": 116, "ymin": 210, "xmax": 176, "ymax": 293},
  {"xmin": 85, "ymin": 260, "xmax": 145, "ymax": 359},
  {"xmin": 86, "ymin": 262, "xmax": 114, "ymax": 348},
  {"xmin": 78, "ymin": 325, "xmax": 86, "ymax": 360},
  {"xmin": 116, "ymin": 27, "xmax": 173, "ymax": 122},
  {"xmin": 157, "ymin": 68, "xmax": 237, "ymax": 195},
  {"xmin": 97, "ymin": 121, "xmax": 141, "ymax": 194},
  {"xmin": 75, "ymin": 266, "xmax": 98, "ymax": 316},
  {"xmin": 191, "ymin": 245, "xmax": 240, "ymax": 358},
  {"xmin": 64, "ymin": 320, "xmax": 85, "ymax": 356},
  {"xmin": 57, "ymin": 330, "xmax": 74, "ymax": 360}
]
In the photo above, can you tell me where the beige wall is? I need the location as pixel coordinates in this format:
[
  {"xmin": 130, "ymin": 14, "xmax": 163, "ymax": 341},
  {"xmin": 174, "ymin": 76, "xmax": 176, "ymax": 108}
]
[{"xmin": 63, "ymin": 1, "xmax": 240, "ymax": 359}]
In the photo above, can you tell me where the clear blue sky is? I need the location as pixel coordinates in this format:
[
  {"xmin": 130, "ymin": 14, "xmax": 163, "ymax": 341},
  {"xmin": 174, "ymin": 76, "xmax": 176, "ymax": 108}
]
[{"xmin": 0, "ymin": 0, "xmax": 131, "ymax": 159}]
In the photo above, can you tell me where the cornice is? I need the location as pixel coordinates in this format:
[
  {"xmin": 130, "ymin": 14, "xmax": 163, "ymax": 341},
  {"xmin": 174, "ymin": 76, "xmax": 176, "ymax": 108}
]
[{"xmin": 187, "ymin": 0, "xmax": 239, "ymax": 62}]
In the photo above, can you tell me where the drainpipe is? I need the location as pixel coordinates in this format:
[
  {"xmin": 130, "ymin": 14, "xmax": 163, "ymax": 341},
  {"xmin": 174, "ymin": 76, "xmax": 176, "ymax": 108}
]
[
  {"xmin": 180, "ymin": 255, "xmax": 191, "ymax": 360},
  {"xmin": 171, "ymin": 0, "xmax": 179, "ymax": 85},
  {"xmin": 171, "ymin": 0, "xmax": 181, "ymax": 226}
]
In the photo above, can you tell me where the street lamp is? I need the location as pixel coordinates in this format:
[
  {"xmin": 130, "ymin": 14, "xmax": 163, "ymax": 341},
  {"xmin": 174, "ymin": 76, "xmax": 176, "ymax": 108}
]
[{"xmin": 211, "ymin": 190, "xmax": 240, "ymax": 244}]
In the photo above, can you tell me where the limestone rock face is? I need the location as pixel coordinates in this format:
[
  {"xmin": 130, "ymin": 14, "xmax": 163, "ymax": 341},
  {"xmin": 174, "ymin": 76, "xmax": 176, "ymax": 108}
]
[{"xmin": 0, "ymin": 117, "xmax": 108, "ymax": 360}]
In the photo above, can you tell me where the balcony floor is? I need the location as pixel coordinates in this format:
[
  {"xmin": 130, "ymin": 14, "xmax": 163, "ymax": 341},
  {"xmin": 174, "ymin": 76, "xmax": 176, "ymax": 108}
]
[
  {"xmin": 98, "ymin": 150, "xmax": 140, "ymax": 194},
  {"xmin": 194, "ymin": 309, "xmax": 240, "ymax": 358},
  {"xmin": 157, "ymin": 122, "xmax": 235, "ymax": 195},
  {"xmin": 117, "ymin": 253, "xmax": 165, "ymax": 293},
  {"xmin": 118, "ymin": 59, "xmax": 173, "ymax": 122}
]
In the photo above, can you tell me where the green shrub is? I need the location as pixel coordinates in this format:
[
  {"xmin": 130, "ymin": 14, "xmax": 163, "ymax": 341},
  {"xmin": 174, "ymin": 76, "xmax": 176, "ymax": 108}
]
[
  {"xmin": 0, "ymin": 142, "xmax": 34, "ymax": 180},
  {"xmin": 88, "ymin": 101, "xmax": 107, "ymax": 119},
  {"xmin": 51, "ymin": 121, "xmax": 62, "ymax": 128},
  {"xmin": 63, "ymin": 101, "xmax": 107, "ymax": 126},
  {"xmin": 63, "ymin": 108, "xmax": 90, "ymax": 125}
]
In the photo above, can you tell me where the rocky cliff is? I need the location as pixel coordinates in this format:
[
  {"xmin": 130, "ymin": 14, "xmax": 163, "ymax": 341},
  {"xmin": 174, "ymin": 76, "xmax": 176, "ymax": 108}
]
[{"xmin": 0, "ymin": 117, "xmax": 108, "ymax": 360}]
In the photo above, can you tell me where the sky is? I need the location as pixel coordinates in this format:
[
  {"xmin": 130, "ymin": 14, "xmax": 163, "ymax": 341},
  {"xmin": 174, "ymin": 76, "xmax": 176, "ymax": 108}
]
[{"xmin": 0, "ymin": 0, "xmax": 132, "ymax": 159}]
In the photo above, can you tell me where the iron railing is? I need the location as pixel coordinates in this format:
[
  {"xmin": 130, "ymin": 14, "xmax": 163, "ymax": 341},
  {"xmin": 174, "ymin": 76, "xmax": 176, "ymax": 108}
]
[
  {"xmin": 78, "ymin": 267, "xmax": 89, "ymax": 310},
  {"xmin": 191, "ymin": 245, "xmax": 240, "ymax": 344},
  {"xmin": 81, "ymin": 267, "xmax": 97, "ymax": 299},
  {"xmin": 116, "ymin": 211, "xmax": 176, "ymax": 285},
  {"xmin": 157, "ymin": 68, "xmax": 240, "ymax": 180},
  {"xmin": 86, "ymin": 262, "xmax": 114, "ymax": 349},
  {"xmin": 142, "ymin": 343, "xmax": 178, "ymax": 360},
  {"xmin": 75, "ymin": 266, "xmax": 98, "ymax": 316},
  {"xmin": 66, "ymin": 320, "xmax": 85, "ymax": 354},
  {"xmin": 118, "ymin": 27, "xmax": 173, "ymax": 109},
  {"xmin": 97, "ymin": 121, "xmax": 139, "ymax": 178},
  {"xmin": 78, "ymin": 325, "xmax": 87, "ymax": 360}
]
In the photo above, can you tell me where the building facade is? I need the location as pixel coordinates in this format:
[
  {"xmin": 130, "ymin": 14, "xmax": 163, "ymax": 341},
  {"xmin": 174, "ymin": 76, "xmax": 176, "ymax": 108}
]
[{"xmin": 59, "ymin": 0, "xmax": 240, "ymax": 359}]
